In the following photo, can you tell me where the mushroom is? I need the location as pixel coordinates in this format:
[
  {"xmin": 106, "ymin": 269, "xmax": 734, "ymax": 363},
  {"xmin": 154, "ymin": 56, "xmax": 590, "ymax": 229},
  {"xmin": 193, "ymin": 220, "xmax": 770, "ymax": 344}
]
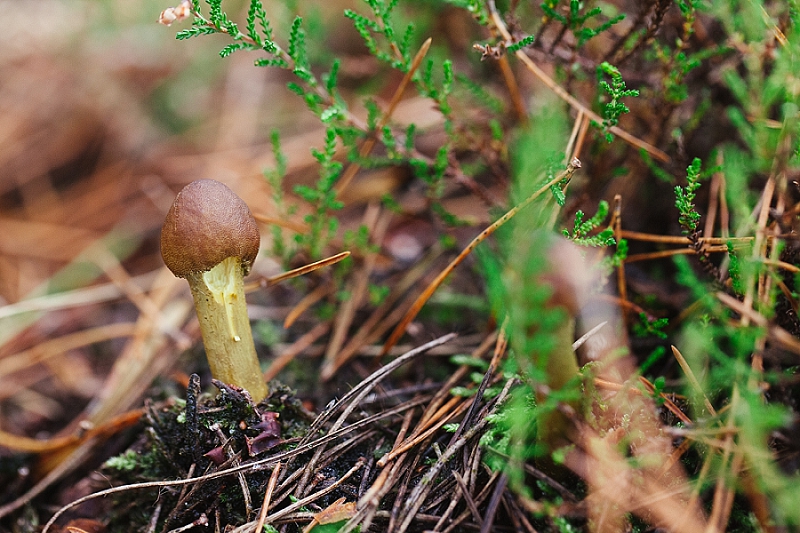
[{"xmin": 161, "ymin": 179, "xmax": 268, "ymax": 402}]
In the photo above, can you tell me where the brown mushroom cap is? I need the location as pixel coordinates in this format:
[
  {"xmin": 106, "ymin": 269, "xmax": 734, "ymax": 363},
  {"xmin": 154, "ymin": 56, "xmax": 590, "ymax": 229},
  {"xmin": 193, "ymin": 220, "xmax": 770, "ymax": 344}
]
[{"xmin": 161, "ymin": 179, "xmax": 260, "ymax": 277}]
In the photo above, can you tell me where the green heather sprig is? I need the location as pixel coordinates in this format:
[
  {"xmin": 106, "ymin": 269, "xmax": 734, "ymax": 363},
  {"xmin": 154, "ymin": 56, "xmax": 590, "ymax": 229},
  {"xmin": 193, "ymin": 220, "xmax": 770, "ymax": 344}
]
[
  {"xmin": 646, "ymin": 1, "xmax": 728, "ymax": 104},
  {"xmin": 563, "ymin": 200, "xmax": 616, "ymax": 247},
  {"xmin": 593, "ymin": 62, "xmax": 639, "ymax": 142},
  {"xmin": 541, "ymin": 0, "xmax": 625, "ymax": 48},
  {"xmin": 344, "ymin": 0, "xmax": 411, "ymax": 69},
  {"xmin": 674, "ymin": 157, "xmax": 703, "ymax": 235},
  {"xmin": 507, "ymin": 35, "xmax": 536, "ymax": 53},
  {"xmin": 264, "ymin": 131, "xmax": 290, "ymax": 261},
  {"xmin": 294, "ymin": 127, "xmax": 344, "ymax": 259},
  {"xmin": 633, "ymin": 312, "xmax": 669, "ymax": 340}
]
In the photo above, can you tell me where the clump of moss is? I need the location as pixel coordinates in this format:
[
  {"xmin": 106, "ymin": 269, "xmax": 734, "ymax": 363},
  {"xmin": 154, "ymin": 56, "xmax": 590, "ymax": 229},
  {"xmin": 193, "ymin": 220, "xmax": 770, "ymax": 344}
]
[{"xmin": 102, "ymin": 379, "xmax": 314, "ymax": 532}]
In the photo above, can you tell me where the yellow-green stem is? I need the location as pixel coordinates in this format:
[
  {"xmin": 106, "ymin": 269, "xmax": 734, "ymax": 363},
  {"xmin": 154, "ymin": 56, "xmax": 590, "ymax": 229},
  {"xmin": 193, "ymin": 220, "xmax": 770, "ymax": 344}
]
[
  {"xmin": 536, "ymin": 316, "xmax": 580, "ymax": 451},
  {"xmin": 186, "ymin": 256, "xmax": 268, "ymax": 402}
]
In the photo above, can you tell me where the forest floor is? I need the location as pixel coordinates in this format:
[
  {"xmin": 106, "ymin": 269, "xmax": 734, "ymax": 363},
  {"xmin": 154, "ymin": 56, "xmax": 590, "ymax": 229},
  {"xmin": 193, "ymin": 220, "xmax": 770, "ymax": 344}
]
[{"xmin": 1, "ymin": 1, "xmax": 799, "ymax": 532}]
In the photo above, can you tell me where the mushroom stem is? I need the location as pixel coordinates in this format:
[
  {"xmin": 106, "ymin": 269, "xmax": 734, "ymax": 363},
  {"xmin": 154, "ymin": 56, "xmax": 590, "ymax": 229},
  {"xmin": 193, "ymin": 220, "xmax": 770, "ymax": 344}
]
[{"xmin": 186, "ymin": 256, "xmax": 268, "ymax": 402}]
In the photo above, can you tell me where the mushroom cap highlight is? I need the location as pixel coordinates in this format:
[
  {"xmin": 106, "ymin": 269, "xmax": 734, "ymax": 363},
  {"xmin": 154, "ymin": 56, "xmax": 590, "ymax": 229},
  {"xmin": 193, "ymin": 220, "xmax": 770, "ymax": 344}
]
[{"xmin": 161, "ymin": 179, "xmax": 260, "ymax": 277}]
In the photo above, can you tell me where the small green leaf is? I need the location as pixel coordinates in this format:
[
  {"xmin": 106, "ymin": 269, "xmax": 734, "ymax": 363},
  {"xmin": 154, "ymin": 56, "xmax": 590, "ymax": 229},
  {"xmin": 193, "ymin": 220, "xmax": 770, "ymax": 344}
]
[{"xmin": 506, "ymin": 34, "xmax": 535, "ymax": 53}]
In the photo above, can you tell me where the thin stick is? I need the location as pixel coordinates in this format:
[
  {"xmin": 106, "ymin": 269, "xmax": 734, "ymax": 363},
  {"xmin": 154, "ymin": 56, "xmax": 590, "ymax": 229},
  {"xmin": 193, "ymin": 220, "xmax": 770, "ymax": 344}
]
[
  {"xmin": 572, "ymin": 321, "xmax": 607, "ymax": 351},
  {"xmin": 497, "ymin": 55, "xmax": 527, "ymax": 123},
  {"xmin": 564, "ymin": 109, "xmax": 584, "ymax": 159},
  {"xmin": 335, "ymin": 38, "xmax": 432, "ymax": 196},
  {"xmin": 571, "ymin": 112, "xmax": 591, "ymax": 161},
  {"xmin": 619, "ymin": 230, "xmax": 753, "ymax": 245},
  {"xmin": 625, "ymin": 245, "xmax": 730, "ymax": 263},
  {"xmin": 260, "ymin": 251, "xmax": 350, "ymax": 288},
  {"xmin": 453, "ymin": 471, "xmax": 483, "ymax": 527},
  {"xmin": 480, "ymin": 472, "xmax": 507, "ymax": 533},
  {"xmin": 381, "ymin": 159, "xmax": 580, "ymax": 355},
  {"xmin": 254, "ymin": 463, "xmax": 282, "ymax": 533},
  {"xmin": 612, "ymin": 195, "xmax": 629, "ymax": 324}
]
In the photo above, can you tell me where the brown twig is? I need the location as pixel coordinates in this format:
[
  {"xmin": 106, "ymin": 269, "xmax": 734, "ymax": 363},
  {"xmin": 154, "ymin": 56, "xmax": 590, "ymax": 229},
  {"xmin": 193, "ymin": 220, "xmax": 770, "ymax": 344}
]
[
  {"xmin": 334, "ymin": 38, "xmax": 433, "ymax": 197},
  {"xmin": 625, "ymin": 245, "xmax": 730, "ymax": 263}
]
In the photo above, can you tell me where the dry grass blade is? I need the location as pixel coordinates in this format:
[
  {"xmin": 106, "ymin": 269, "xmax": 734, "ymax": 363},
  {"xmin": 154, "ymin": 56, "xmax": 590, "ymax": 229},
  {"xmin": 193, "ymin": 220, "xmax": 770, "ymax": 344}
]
[
  {"xmin": 0, "ymin": 322, "xmax": 135, "ymax": 381},
  {"xmin": 672, "ymin": 345, "xmax": 717, "ymax": 417},
  {"xmin": 381, "ymin": 159, "xmax": 580, "ymax": 356},
  {"xmin": 282, "ymin": 284, "xmax": 330, "ymax": 328},
  {"xmin": 256, "ymin": 251, "xmax": 351, "ymax": 288},
  {"xmin": 0, "ymin": 271, "xmax": 161, "ymax": 320}
]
